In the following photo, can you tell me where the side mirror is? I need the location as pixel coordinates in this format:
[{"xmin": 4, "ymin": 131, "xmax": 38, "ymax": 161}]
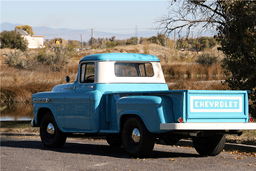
[{"xmin": 65, "ymin": 76, "xmax": 70, "ymax": 83}]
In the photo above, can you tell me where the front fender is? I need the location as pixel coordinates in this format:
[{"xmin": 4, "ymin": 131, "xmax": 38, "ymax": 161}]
[
  {"xmin": 116, "ymin": 96, "xmax": 174, "ymax": 133},
  {"xmin": 33, "ymin": 103, "xmax": 65, "ymax": 132}
]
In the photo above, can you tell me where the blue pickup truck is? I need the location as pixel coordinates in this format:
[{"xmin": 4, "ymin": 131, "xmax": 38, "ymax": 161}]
[{"xmin": 32, "ymin": 53, "xmax": 256, "ymax": 157}]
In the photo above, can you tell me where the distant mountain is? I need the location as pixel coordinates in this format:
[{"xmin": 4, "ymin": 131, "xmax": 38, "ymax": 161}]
[
  {"xmin": 1, "ymin": 22, "xmax": 213, "ymax": 42},
  {"xmin": 1, "ymin": 22, "xmax": 21, "ymax": 31},
  {"xmin": 0, "ymin": 22, "xmax": 160, "ymax": 41}
]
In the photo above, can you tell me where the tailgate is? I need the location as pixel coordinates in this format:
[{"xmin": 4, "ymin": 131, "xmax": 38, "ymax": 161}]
[{"xmin": 186, "ymin": 90, "xmax": 249, "ymax": 123}]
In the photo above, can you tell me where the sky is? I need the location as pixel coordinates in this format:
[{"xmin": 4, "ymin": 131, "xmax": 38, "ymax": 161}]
[{"xmin": 1, "ymin": 0, "xmax": 169, "ymax": 34}]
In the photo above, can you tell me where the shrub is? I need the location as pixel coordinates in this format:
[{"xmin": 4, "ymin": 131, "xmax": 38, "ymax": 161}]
[
  {"xmin": 0, "ymin": 31, "xmax": 28, "ymax": 51},
  {"xmin": 143, "ymin": 44, "xmax": 150, "ymax": 54},
  {"xmin": 34, "ymin": 46, "xmax": 72, "ymax": 71},
  {"xmin": 106, "ymin": 41, "xmax": 119, "ymax": 48},
  {"xmin": 4, "ymin": 50, "xmax": 23, "ymax": 67},
  {"xmin": 4, "ymin": 50, "xmax": 32, "ymax": 69},
  {"xmin": 126, "ymin": 37, "xmax": 138, "ymax": 45},
  {"xmin": 196, "ymin": 53, "xmax": 217, "ymax": 65},
  {"xmin": 147, "ymin": 34, "xmax": 170, "ymax": 47}
]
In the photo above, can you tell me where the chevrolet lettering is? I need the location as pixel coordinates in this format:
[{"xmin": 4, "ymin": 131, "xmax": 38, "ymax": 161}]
[
  {"xmin": 32, "ymin": 53, "xmax": 256, "ymax": 157},
  {"xmin": 194, "ymin": 100, "xmax": 239, "ymax": 108}
]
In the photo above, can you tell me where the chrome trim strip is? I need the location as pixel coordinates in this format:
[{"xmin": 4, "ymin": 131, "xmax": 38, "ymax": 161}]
[{"xmin": 33, "ymin": 98, "xmax": 51, "ymax": 103}]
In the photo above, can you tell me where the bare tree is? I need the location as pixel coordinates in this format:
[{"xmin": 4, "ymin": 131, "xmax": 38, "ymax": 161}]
[
  {"xmin": 158, "ymin": 0, "xmax": 231, "ymax": 37},
  {"xmin": 159, "ymin": 0, "xmax": 256, "ymax": 118}
]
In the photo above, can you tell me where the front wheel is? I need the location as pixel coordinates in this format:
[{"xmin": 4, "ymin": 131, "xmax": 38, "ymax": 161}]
[
  {"xmin": 40, "ymin": 113, "xmax": 67, "ymax": 148},
  {"xmin": 122, "ymin": 117, "xmax": 155, "ymax": 157},
  {"xmin": 193, "ymin": 134, "xmax": 226, "ymax": 156}
]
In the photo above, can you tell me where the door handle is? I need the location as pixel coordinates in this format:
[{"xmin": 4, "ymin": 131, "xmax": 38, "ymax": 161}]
[{"xmin": 88, "ymin": 86, "xmax": 94, "ymax": 89}]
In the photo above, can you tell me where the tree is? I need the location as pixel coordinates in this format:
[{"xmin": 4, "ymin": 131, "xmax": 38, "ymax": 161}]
[
  {"xmin": 88, "ymin": 37, "xmax": 97, "ymax": 46},
  {"xmin": 156, "ymin": 34, "xmax": 169, "ymax": 46},
  {"xmin": 176, "ymin": 37, "xmax": 188, "ymax": 50},
  {"xmin": 140, "ymin": 37, "xmax": 148, "ymax": 44},
  {"xmin": 15, "ymin": 25, "xmax": 34, "ymax": 36},
  {"xmin": 98, "ymin": 38, "xmax": 106, "ymax": 49},
  {"xmin": 200, "ymin": 37, "xmax": 209, "ymax": 50},
  {"xmin": 159, "ymin": 0, "xmax": 256, "ymax": 117},
  {"xmin": 106, "ymin": 40, "xmax": 119, "ymax": 48},
  {"xmin": 218, "ymin": 2, "xmax": 256, "ymax": 117},
  {"xmin": 126, "ymin": 37, "xmax": 138, "ymax": 45},
  {"xmin": 147, "ymin": 34, "xmax": 170, "ymax": 47},
  {"xmin": 0, "ymin": 30, "xmax": 28, "ymax": 51},
  {"xmin": 109, "ymin": 36, "xmax": 116, "ymax": 42}
]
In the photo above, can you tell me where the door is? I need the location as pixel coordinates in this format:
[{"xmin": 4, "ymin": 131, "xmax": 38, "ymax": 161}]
[{"xmin": 64, "ymin": 62, "xmax": 95, "ymax": 131}]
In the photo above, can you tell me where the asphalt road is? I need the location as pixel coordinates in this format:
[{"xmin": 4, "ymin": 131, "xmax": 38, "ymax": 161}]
[{"xmin": 1, "ymin": 136, "xmax": 256, "ymax": 171}]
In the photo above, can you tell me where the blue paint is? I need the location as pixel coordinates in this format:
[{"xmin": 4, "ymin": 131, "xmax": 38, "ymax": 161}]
[
  {"xmin": 186, "ymin": 91, "xmax": 248, "ymax": 123},
  {"xmin": 80, "ymin": 53, "xmax": 160, "ymax": 62}
]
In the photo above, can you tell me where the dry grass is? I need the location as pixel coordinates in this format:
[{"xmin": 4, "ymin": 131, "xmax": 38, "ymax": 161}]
[
  {"xmin": 0, "ymin": 45, "xmax": 228, "ymax": 104},
  {"xmin": 1, "ymin": 103, "xmax": 33, "ymax": 118},
  {"xmin": 226, "ymin": 130, "xmax": 256, "ymax": 145},
  {"xmin": 0, "ymin": 62, "xmax": 78, "ymax": 103},
  {"xmin": 168, "ymin": 80, "xmax": 230, "ymax": 90},
  {"xmin": 162, "ymin": 63, "xmax": 226, "ymax": 82}
]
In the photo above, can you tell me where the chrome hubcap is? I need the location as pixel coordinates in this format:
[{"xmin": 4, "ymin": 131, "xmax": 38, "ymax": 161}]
[
  {"xmin": 47, "ymin": 123, "xmax": 55, "ymax": 134},
  {"xmin": 131, "ymin": 128, "xmax": 140, "ymax": 143}
]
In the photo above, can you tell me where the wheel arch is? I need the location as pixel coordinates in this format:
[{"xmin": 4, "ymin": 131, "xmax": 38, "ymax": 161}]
[
  {"xmin": 37, "ymin": 108, "xmax": 54, "ymax": 126},
  {"xmin": 35, "ymin": 106, "xmax": 65, "ymax": 132},
  {"xmin": 119, "ymin": 113, "xmax": 148, "ymax": 133},
  {"xmin": 116, "ymin": 95, "xmax": 170, "ymax": 134}
]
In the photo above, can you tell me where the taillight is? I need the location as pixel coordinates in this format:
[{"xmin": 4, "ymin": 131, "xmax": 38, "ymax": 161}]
[
  {"xmin": 178, "ymin": 117, "xmax": 184, "ymax": 123},
  {"xmin": 249, "ymin": 117, "xmax": 253, "ymax": 122}
]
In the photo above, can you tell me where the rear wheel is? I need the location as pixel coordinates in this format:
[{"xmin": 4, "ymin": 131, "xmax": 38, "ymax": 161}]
[
  {"xmin": 122, "ymin": 116, "xmax": 155, "ymax": 157},
  {"xmin": 193, "ymin": 134, "xmax": 226, "ymax": 156},
  {"xmin": 40, "ymin": 113, "xmax": 67, "ymax": 148},
  {"xmin": 106, "ymin": 134, "xmax": 122, "ymax": 147}
]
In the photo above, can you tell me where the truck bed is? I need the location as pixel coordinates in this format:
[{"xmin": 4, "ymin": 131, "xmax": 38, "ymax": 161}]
[{"xmin": 102, "ymin": 90, "xmax": 253, "ymax": 133}]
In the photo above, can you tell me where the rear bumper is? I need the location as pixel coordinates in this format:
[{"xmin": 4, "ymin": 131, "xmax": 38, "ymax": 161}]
[{"xmin": 160, "ymin": 123, "xmax": 256, "ymax": 130}]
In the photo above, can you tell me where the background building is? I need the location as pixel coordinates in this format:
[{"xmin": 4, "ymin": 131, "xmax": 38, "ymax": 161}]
[{"xmin": 16, "ymin": 29, "xmax": 44, "ymax": 49}]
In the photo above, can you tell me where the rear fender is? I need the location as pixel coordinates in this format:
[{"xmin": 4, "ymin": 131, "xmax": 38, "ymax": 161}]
[{"xmin": 116, "ymin": 95, "xmax": 174, "ymax": 133}]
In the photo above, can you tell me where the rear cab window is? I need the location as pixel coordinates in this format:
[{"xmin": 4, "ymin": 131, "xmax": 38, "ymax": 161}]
[{"xmin": 115, "ymin": 62, "xmax": 154, "ymax": 77}]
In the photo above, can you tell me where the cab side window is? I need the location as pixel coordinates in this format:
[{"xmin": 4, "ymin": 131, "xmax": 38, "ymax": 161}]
[{"xmin": 80, "ymin": 62, "xmax": 95, "ymax": 83}]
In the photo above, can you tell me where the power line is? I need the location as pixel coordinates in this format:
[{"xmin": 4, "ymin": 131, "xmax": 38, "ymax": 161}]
[
  {"xmin": 40, "ymin": 27, "xmax": 159, "ymax": 36},
  {"xmin": 82, "ymin": 28, "xmax": 158, "ymax": 31}
]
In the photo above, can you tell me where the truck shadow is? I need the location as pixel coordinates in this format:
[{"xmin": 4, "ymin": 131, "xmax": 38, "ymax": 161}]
[{"xmin": 1, "ymin": 138, "xmax": 200, "ymax": 159}]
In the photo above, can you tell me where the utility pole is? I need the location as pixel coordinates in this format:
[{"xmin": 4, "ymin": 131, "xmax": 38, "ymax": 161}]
[
  {"xmin": 80, "ymin": 34, "xmax": 82, "ymax": 49},
  {"xmin": 90, "ymin": 29, "xmax": 94, "ymax": 46},
  {"xmin": 135, "ymin": 25, "xmax": 138, "ymax": 45},
  {"xmin": 173, "ymin": 30, "xmax": 176, "ymax": 56}
]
